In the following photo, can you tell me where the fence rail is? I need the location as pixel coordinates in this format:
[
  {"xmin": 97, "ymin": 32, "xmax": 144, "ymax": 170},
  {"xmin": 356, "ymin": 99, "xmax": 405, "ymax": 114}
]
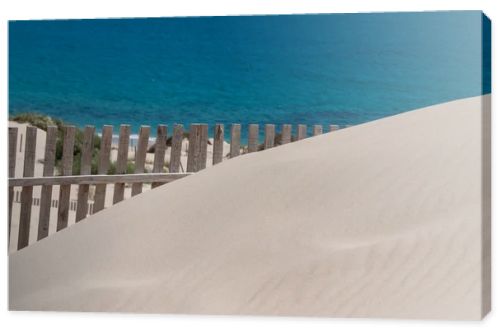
[
  {"xmin": 9, "ymin": 173, "xmax": 193, "ymax": 187},
  {"xmin": 8, "ymin": 122, "xmax": 341, "ymax": 251}
]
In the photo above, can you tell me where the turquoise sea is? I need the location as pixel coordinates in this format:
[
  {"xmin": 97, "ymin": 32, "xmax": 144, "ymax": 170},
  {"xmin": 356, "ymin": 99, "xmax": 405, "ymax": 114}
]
[{"xmin": 9, "ymin": 11, "xmax": 490, "ymax": 139}]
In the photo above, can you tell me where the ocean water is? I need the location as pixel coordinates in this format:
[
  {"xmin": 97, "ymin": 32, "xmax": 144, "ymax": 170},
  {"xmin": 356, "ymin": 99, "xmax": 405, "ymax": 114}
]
[{"xmin": 9, "ymin": 11, "xmax": 490, "ymax": 139}]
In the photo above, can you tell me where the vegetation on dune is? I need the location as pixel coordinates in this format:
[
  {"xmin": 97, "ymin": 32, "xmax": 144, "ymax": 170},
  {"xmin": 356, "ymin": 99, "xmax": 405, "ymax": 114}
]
[
  {"xmin": 10, "ymin": 113, "xmax": 63, "ymax": 131},
  {"xmin": 10, "ymin": 113, "xmax": 102, "ymax": 175},
  {"xmin": 107, "ymin": 161, "xmax": 136, "ymax": 175}
]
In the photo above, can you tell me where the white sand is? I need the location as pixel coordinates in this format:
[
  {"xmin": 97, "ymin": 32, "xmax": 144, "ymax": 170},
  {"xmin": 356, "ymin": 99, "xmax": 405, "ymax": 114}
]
[{"xmin": 9, "ymin": 95, "xmax": 490, "ymax": 320}]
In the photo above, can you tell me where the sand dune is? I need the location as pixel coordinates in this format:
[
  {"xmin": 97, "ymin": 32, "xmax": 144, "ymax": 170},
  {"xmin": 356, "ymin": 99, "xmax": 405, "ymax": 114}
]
[{"xmin": 9, "ymin": 95, "xmax": 490, "ymax": 320}]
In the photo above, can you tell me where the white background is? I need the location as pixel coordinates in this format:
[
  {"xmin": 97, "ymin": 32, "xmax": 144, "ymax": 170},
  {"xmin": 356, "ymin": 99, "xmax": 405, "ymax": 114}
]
[{"xmin": 0, "ymin": 1, "xmax": 497, "ymax": 333}]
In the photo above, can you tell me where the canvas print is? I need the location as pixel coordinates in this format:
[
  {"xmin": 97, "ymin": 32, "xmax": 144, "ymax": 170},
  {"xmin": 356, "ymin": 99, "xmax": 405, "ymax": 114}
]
[{"xmin": 8, "ymin": 11, "xmax": 491, "ymax": 320}]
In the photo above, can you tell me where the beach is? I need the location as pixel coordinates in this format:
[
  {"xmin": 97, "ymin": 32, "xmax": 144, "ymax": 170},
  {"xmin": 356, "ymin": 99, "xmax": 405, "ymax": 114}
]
[{"xmin": 9, "ymin": 95, "xmax": 490, "ymax": 320}]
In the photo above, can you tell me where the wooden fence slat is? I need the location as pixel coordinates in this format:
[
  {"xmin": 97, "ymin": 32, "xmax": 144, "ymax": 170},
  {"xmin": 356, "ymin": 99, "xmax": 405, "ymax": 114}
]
[
  {"xmin": 329, "ymin": 124, "xmax": 340, "ymax": 132},
  {"xmin": 8, "ymin": 127, "xmax": 18, "ymax": 242},
  {"xmin": 185, "ymin": 124, "xmax": 208, "ymax": 172},
  {"xmin": 230, "ymin": 124, "xmax": 241, "ymax": 158},
  {"xmin": 75, "ymin": 126, "xmax": 95, "ymax": 222},
  {"xmin": 18, "ymin": 126, "xmax": 37, "ymax": 250},
  {"xmin": 112, "ymin": 125, "xmax": 130, "ymax": 204},
  {"xmin": 8, "ymin": 128, "xmax": 18, "ymax": 175},
  {"xmin": 131, "ymin": 126, "xmax": 150, "ymax": 196},
  {"xmin": 187, "ymin": 124, "xmax": 201, "ymax": 172},
  {"xmin": 264, "ymin": 124, "xmax": 275, "ymax": 149},
  {"xmin": 212, "ymin": 124, "xmax": 224, "ymax": 165},
  {"xmin": 79, "ymin": 126, "xmax": 95, "ymax": 176},
  {"xmin": 199, "ymin": 124, "xmax": 208, "ymax": 171},
  {"xmin": 9, "ymin": 173, "xmax": 192, "ymax": 187},
  {"xmin": 281, "ymin": 124, "xmax": 292, "ymax": 145},
  {"xmin": 37, "ymin": 126, "xmax": 57, "ymax": 240},
  {"xmin": 313, "ymin": 125, "xmax": 323, "ymax": 136},
  {"xmin": 248, "ymin": 124, "xmax": 259, "ymax": 153},
  {"xmin": 297, "ymin": 124, "xmax": 307, "ymax": 141},
  {"xmin": 93, "ymin": 125, "xmax": 113, "ymax": 213},
  {"xmin": 169, "ymin": 124, "xmax": 184, "ymax": 173},
  {"xmin": 152, "ymin": 125, "xmax": 167, "ymax": 188},
  {"xmin": 57, "ymin": 126, "xmax": 76, "ymax": 232}
]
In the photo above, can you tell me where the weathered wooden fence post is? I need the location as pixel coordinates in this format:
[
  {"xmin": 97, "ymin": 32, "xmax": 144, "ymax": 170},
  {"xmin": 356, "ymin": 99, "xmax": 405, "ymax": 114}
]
[
  {"xmin": 187, "ymin": 124, "xmax": 208, "ymax": 172},
  {"xmin": 18, "ymin": 126, "xmax": 37, "ymax": 249},
  {"xmin": 230, "ymin": 124, "xmax": 241, "ymax": 158},
  {"xmin": 329, "ymin": 124, "xmax": 340, "ymax": 132},
  {"xmin": 131, "ymin": 126, "xmax": 150, "ymax": 196},
  {"xmin": 248, "ymin": 124, "xmax": 259, "ymax": 153},
  {"xmin": 8, "ymin": 127, "xmax": 18, "ymax": 243},
  {"xmin": 152, "ymin": 125, "xmax": 167, "ymax": 188},
  {"xmin": 187, "ymin": 124, "xmax": 200, "ymax": 172},
  {"xmin": 75, "ymin": 126, "xmax": 95, "ymax": 222},
  {"xmin": 37, "ymin": 126, "xmax": 57, "ymax": 240},
  {"xmin": 313, "ymin": 125, "xmax": 323, "ymax": 136},
  {"xmin": 212, "ymin": 124, "xmax": 224, "ymax": 165},
  {"xmin": 112, "ymin": 125, "xmax": 131, "ymax": 204},
  {"xmin": 57, "ymin": 126, "xmax": 76, "ymax": 232},
  {"xmin": 281, "ymin": 124, "xmax": 292, "ymax": 145},
  {"xmin": 199, "ymin": 124, "xmax": 208, "ymax": 171},
  {"xmin": 297, "ymin": 124, "xmax": 307, "ymax": 141},
  {"xmin": 93, "ymin": 125, "xmax": 113, "ymax": 213},
  {"xmin": 169, "ymin": 124, "xmax": 184, "ymax": 173},
  {"xmin": 264, "ymin": 124, "xmax": 275, "ymax": 149}
]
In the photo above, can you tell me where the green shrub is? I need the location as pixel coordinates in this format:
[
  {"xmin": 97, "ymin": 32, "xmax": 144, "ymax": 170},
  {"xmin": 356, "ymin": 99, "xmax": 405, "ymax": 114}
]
[
  {"xmin": 107, "ymin": 161, "xmax": 136, "ymax": 175},
  {"xmin": 10, "ymin": 112, "xmax": 62, "ymax": 131},
  {"xmin": 11, "ymin": 112, "xmax": 101, "ymax": 175}
]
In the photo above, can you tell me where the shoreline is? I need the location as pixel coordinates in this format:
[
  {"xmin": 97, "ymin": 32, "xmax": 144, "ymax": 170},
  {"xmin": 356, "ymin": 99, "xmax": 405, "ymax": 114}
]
[{"xmin": 11, "ymin": 92, "xmax": 487, "ymax": 145}]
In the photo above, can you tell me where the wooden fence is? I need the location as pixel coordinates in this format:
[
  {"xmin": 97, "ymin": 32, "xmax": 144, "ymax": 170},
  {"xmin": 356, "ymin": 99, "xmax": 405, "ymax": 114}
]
[{"xmin": 8, "ymin": 123, "xmax": 341, "ymax": 251}]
